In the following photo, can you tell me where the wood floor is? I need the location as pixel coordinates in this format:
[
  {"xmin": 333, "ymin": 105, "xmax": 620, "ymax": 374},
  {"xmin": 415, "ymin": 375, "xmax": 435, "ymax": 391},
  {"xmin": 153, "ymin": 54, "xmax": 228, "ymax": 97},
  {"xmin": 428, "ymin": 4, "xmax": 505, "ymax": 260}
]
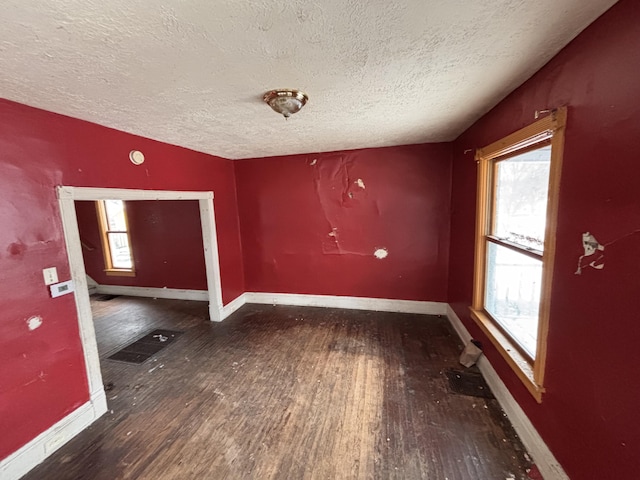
[{"xmin": 23, "ymin": 296, "xmax": 533, "ymax": 480}]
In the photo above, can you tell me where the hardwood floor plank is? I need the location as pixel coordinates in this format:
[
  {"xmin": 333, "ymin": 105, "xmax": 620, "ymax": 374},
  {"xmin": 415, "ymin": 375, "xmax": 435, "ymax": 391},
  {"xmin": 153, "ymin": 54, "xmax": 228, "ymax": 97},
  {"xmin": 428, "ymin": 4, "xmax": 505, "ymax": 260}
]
[{"xmin": 22, "ymin": 297, "xmax": 532, "ymax": 480}]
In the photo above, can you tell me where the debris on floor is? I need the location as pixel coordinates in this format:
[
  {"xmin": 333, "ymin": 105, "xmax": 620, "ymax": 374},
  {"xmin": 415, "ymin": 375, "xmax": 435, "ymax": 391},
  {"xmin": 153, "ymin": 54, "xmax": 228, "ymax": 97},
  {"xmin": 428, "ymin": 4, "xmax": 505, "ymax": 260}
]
[
  {"xmin": 445, "ymin": 368, "xmax": 494, "ymax": 399},
  {"xmin": 459, "ymin": 339, "xmax": 483, "ymax": 367}
]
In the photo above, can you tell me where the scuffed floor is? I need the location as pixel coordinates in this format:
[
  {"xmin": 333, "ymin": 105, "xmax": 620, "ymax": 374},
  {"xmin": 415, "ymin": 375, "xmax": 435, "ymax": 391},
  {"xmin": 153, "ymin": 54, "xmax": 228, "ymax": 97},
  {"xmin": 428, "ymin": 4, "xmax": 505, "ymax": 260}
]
[{"xmin": 23, "ymin": 297, "xmax": 534, "ymax": 479}]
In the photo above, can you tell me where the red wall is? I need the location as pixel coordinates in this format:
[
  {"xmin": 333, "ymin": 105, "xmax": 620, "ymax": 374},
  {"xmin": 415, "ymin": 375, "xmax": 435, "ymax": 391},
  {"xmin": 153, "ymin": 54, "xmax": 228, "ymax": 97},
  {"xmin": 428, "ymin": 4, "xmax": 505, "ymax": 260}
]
[
  {"xmin": 448, "ymin": 1, "xmax": 640, "ymax": 477},
  {"xmin": 76, "ymin": 200, "xmax": 207, "ymax": 290},
  {"xmin": 235, "ymin": 144, "xmax": 452, "ymax": 301},
  {"xmin": 0, "ymin": 99, "xmax": 244, "ymax": 461}
]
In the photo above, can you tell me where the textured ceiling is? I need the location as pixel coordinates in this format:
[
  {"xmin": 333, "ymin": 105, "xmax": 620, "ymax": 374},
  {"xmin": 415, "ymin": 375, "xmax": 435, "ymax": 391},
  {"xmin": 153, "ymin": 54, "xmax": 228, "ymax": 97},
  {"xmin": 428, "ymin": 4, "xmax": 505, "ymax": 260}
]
[{"xmin": 1, "ymin": 0, "xmax": 617, "ymax": 159}]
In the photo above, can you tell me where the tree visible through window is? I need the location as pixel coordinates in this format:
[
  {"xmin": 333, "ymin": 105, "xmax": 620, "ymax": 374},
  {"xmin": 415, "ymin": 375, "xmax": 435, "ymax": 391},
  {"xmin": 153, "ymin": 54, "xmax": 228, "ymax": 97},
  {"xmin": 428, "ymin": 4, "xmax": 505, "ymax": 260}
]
[
  {"xmin": 471, "ymin": 107, "xmax": 566, "ymax": 402},
  {"xmin": 97, "ymin": 200, "xmax": 135, "ymax": 275}
]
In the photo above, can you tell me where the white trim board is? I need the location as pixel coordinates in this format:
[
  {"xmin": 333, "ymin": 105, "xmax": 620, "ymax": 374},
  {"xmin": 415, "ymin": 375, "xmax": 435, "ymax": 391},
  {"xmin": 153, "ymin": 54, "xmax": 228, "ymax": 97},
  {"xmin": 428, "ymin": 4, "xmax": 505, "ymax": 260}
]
[
  {"xmin": 93, "ymin": 285, "xmax": 245, "ymax": 322},
  {"xmin": 445, "ymin": 305, "xmax": 569, "ymax": 480},
  {"xmin": 95, "ymin": 285, "xmax": 209, "ymax": 302},
  {"xmin": 0, "ymin": 393, "xmax": 106, "ymax": 480},
  {"xmin": 243, "ymin": 292, "xmax": 447, "ymax": 315},
  {"xmin": 220, "ymin": 292, "xmax": 248, "ymax": 320},
  {"xmin": 57, "ymin": 187, "xmax": 213, "ymax": 201}
]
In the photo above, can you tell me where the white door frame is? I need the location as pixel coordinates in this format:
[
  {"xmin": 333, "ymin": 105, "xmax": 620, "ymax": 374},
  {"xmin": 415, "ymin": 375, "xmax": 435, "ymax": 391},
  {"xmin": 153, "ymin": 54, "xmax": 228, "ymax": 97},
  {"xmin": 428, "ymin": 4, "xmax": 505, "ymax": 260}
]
[{"xmin": 57, "ymin": 186, "xmax": 224, "ymax": 404}]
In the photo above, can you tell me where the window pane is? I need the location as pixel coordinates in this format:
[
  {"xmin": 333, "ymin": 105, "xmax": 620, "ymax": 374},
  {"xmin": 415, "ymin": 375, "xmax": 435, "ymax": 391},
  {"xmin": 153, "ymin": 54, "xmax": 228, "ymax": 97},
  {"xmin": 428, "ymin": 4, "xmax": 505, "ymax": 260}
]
[
  {"xmin": 493, "ymin": 146, "xmax": 550, "ymax": 251},
  {"xmin": 107, "ymin": 233, "xmax": 133, "ymax": 269},
  {"xmin": 485, "ymin": 242, "xmax": 541, "ymax": 358},
  {"xmin": 104, "ymin": 199, "xmax": 127, "ymax": 231}
]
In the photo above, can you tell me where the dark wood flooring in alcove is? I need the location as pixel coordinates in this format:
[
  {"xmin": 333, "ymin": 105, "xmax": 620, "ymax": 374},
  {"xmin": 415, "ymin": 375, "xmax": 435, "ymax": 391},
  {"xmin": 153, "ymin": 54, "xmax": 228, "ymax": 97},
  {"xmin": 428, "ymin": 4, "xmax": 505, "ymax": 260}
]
[{"xmin": 22, "ymin": 296, "xmax": 532, "ymax": 480}]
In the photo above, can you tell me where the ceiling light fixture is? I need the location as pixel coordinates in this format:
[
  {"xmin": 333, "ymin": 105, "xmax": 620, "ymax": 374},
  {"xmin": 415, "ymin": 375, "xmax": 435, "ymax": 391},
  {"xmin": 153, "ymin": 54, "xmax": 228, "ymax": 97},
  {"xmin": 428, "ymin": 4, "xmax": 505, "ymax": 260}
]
[{"xmin": 263, "ymin": 89, "xmax": 308, "ymax": 119}]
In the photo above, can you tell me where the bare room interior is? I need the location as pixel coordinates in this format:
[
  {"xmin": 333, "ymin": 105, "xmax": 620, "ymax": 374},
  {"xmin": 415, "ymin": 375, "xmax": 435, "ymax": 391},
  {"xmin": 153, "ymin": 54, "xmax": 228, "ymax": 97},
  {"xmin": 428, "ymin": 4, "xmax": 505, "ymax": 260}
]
[{"xmin": 1, "ymin": 1, "xmax": 639, "ymax": 479}]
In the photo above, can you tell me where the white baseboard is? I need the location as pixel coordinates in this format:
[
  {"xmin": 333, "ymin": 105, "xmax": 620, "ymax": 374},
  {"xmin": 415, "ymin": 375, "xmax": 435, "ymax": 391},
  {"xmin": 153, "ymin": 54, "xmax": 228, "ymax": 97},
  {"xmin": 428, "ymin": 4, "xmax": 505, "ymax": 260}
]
[
  {"xmin": 243, "ymin": 292, "xmax": 447, "ymax": 315},
  {"xmin": 95, "ymin": 285, "xmax": 208, "ymax": 301},
  {"xmin": 0, "ymin": 391, "xmax": 107, "ymax": 480},
  {"xmin": 220, "ymin": 293, "xmax": 247, "ymax": 320},
  {"xmin": 445, "ymin": 305, "xmax": 568, "ymax": 480}
]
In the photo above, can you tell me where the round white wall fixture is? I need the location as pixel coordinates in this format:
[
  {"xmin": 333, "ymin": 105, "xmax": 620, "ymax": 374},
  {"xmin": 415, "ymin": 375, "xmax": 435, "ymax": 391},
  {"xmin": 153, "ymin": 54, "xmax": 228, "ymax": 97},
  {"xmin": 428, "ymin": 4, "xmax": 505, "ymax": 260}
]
[{"xmin": 129, "ymin": 150, "xmax": 145, "ymax": 165}]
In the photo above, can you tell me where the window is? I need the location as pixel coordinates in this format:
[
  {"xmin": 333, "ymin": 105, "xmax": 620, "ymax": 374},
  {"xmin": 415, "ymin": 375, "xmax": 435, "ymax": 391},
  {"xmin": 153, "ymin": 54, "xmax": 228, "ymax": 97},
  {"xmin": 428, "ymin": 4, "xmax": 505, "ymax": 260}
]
[
  {"xmin": 96, "ymin": 199, "xmax": 135, "ymax": 276},
  {"xmin": 470, "ymin": 107, "xmax": 566, "ymax": 402}
]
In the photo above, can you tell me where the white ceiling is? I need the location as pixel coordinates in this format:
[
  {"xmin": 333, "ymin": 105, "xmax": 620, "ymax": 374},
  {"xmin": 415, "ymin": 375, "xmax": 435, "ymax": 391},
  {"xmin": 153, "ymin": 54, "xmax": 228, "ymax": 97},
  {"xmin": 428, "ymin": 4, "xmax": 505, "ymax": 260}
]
[{"xmin": 1, "ymin": 0, "xmax": 617, "ymax": 159}]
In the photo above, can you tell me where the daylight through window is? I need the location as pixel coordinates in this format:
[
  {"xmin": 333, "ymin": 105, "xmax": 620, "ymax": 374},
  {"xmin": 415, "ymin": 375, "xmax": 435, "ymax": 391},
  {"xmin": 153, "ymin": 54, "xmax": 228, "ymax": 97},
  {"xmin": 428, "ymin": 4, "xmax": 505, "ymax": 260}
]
[
  {"xmin": 97, "ymin": 199, "xmax": 135, "ymax": 276},
  {"xmin": 470, "ymin": 108, "xmax": 566, "ymax": 402}
]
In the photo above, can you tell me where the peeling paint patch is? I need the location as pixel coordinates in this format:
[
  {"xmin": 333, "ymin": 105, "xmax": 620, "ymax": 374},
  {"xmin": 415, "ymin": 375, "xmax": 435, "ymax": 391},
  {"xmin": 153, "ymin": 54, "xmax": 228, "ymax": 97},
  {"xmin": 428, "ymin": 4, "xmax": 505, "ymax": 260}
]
[
  {"xmin": 27, "ymin": 316, "xmax": 43, "ymax": 331},
  {"xmin": 374, "ymin": 248, "xmax": 388, "ymax": 259},
  {"xmin": 355, "ymin": 178, "xmax": 366, "ymax": 189},
  {"xmin": 576, "ymin": 232, "xmax": 605, "ymax": 274},
  {"xmin": 309, "ymin": 159, "xmax": 317, "ymax": 166},
  {"xmin": 314, "ymin": 155, "xmax": 380, "ymax": 256}
]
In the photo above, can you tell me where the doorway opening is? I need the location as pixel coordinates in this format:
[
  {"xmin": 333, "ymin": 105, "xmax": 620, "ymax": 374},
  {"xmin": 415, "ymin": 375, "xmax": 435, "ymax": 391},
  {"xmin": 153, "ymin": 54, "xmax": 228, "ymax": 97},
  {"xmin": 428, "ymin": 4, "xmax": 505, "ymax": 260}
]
[{"xmin": 57, "ymin": 186, "xmax": 224, "ymax": 413}]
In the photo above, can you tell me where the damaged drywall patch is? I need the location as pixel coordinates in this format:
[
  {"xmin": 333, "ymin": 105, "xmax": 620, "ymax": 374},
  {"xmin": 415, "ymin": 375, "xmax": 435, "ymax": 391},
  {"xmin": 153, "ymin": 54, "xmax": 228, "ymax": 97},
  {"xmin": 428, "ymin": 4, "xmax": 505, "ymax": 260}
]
[
  {"xmin": 575, "ymin": 228, "xmax": 640, "ymax": 274},
  {"xmin": 576, "ymin": 232, "xmax": 605, "ymax": 274},
  {"xmin": 27, "ymin": 316, "xmax": 43, "ymax": 331},
  {"xmin": 374, "ymin": 248, "xmax": 388, "ymax": 259},
  {"xmin": 313, "ymin": 154, "xmax": 381, "ymax": 256}
]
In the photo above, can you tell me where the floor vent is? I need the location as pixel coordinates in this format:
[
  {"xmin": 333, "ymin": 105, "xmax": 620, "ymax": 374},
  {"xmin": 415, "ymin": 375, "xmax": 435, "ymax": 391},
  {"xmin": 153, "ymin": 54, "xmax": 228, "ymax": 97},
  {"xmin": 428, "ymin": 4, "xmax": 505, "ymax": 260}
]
[
  {"xmin": 107, "ymin": 329, "xmax": 183, "ymax": 364},
  {"xmin": 445, "ymin": 368, "xmax": 495, "ymax": 399}
]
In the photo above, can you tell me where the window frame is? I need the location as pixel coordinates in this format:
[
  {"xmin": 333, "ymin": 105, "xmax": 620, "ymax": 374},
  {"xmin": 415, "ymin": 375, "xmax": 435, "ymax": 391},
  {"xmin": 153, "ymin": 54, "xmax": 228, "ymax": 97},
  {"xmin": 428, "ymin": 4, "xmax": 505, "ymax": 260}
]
[
  {"xmin": 470, "ymin": 107, "xmax": 566, "ymax": 402},
  {"xmin": 96, "ymin": 200, "xmax": 136, "ymax": 277}
]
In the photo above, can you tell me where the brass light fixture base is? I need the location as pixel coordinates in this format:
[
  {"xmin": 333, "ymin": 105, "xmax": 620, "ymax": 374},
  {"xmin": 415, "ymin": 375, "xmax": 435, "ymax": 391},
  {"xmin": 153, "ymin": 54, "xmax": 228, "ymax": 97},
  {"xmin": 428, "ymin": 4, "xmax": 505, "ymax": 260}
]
[{"xmin": 263, "ymin": 89, "xmax": 309, "ymax": 118}]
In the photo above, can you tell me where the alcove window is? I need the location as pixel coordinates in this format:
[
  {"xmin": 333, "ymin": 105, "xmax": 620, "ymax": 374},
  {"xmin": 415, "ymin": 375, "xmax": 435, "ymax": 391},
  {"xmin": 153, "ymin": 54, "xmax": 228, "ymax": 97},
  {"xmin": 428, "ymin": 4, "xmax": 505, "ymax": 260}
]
[{"xmin": 96, "ymin": 200, "xmax": 135, "ymax": 276}]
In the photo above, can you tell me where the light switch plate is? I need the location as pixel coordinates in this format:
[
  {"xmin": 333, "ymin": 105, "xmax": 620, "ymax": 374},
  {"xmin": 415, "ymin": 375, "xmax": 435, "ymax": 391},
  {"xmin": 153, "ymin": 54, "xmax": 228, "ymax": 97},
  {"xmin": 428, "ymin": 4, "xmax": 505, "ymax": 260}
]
[{"xmin": 43, "ymin": 267, "xmax": 58, "ymax": 286}]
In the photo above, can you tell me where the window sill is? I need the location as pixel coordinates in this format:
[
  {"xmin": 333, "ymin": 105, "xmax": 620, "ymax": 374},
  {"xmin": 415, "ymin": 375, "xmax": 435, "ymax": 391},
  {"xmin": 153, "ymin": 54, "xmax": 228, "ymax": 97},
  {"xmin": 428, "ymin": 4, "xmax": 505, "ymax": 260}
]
[
  {"xmin": 469, "ymin": 307, "xmax": 544, "ymax": 403},
  {"xmin": 104, "ymin": 269, "xmax": 136, "ymax": 277}
]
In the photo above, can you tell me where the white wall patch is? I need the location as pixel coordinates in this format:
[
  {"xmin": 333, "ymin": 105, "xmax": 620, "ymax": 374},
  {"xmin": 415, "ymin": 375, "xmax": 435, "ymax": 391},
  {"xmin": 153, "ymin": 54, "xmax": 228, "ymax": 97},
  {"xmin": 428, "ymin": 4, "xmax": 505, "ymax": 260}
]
[
  {"xmin": 355, "ymin": 178, "xmax": 366, "ymax": 189},
  {"xmin": 374, "ymin": 248, "xmax": 388, "ymax": 259},
  {"xmin": 27, "ymin": 316, "xmax": 43, "ymax": 331}
]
